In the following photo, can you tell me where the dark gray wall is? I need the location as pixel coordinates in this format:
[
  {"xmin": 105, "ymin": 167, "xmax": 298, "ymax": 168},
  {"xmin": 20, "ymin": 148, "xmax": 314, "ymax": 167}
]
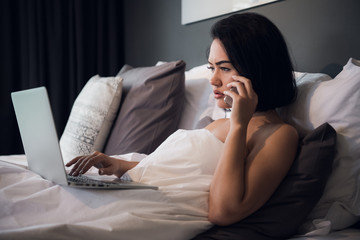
[{"xmin": 124, "ymin": 0, "xmax": 360, "ymax": 77}]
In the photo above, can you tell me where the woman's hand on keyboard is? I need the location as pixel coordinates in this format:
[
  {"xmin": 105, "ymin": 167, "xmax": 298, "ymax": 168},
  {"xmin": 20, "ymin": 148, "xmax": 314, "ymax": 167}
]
[{"xmin": 66, "ymin": 151, "xmax": 138, "ymax": 178}]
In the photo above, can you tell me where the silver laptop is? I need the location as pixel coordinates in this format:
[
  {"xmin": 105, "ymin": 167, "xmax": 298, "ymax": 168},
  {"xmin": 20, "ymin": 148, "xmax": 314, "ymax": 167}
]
[{"xmin": 11, "ymin": 87, "xmax": 157, "ymax": 190}]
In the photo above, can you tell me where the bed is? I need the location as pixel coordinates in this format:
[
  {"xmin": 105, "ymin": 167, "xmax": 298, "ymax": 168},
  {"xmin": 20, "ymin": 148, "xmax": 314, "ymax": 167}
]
[{"xmin": 1, "ymin": 59, "xmax": 360, "ymax": 239}]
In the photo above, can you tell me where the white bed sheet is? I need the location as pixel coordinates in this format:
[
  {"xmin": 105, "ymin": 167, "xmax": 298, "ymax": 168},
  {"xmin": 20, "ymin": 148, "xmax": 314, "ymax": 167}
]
[
  {"xmin": 0, "ymin": 129, "xmax": 224, "ymax": 240},
  {"xmin": 0, "ymin": 160, "xmax": 211, "ymax": 240},
  {"xmin": 2, "ymin": 154, "xmax": 360, "ymax": 240},
  {"xmin": 1, "ymin": 130, "xmax": 360, "ymax": 240}
]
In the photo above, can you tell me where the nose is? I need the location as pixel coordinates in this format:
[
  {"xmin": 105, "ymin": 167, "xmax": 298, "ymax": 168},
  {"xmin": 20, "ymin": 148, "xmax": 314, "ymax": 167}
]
[{"xmin": 209, "ymin": 70, "xmax": 222, "ymax": 88}]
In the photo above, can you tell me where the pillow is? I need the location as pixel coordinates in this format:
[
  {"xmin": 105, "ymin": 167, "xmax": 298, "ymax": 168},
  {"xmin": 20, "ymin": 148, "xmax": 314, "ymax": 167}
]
[
  {"xmin": 60, "ymin": 75, "xmax": 123, "ymax": 163},
  {"xmin": 278, "ymin": 72, "xmax": 332, "ymax": 137},
  {"xmin": 193, "ymin": 123, "xmax": 337, "ymax": 240},
  {"xmin": 278, "ymin": 58, "xmax": 360, "ymax": 231},
  {"xmin": 104, "ymin": 60, "xmax": 185, "ymax": 155},
  {"xmin": 184, "ymin": 64, "xmax": 229, "ymax": 126},
  {"xmin": 178, "ymin": 64, "xmax": 213, "ymax": 129},
  {"xmin": 156, "ymin": 63, "xmax": 213, "ymax": 130}
]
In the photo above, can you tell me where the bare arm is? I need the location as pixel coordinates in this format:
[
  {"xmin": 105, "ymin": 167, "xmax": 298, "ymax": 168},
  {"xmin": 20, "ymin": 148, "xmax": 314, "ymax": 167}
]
[
  {"xmin": 66, "ymin": 151, "xmax": 138, "ymax": 178},
  {"xmin": 207, "ymin": 76, "xmax": 298, "ymax": 226},
  {"xmin": 208, "ymin": 122, "xmax": 247, "ymax": 225},
  {"xmin": 208, "ymin": 124, "xmax": 298, "ymax": 226}
]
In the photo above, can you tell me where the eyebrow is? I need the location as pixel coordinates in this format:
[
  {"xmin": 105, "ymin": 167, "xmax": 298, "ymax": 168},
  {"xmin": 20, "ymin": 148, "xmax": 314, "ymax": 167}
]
[{"xmin": 208, "ymin": 60, "xmax": 232, "ymax": 65}]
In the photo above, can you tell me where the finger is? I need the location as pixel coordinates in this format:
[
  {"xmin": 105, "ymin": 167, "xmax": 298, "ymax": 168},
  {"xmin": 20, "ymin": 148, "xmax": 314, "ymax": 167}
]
[
  {"xmin": 226, "ymin": 81, "xmax": 247, "ymax": 98},
  {"xmin": 72, "ymin": 152, "xmax": 100, "ymax": 176},
  {"xmin": 79, "ymin": 153, "xmax": 104, "ymax": 175},
  {"xmin": 70, "ymin": 151, "xmax": 98, "ymax": 176},
  {"xmin": 232, "ymin": 75, "xmax": 254, "ymax": 95},
  {"xmin": 69, "ymin": 155, "xmax": 88, "ymax": 175},
  {"xmin": 232, "ymin": 76, "xmax": 258, "ymax": 109},
  {"xmin": 224, "ymin": 89, "xmax": 237, "ymax": 99},
  {"xmin": 65, "ymin": 156, "xmax": 83, "ymax": 167}
]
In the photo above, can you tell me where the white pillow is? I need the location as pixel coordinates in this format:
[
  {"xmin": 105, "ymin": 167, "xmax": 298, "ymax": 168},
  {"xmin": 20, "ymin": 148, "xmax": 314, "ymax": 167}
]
[
  {"xmin": 278, "ymin": 58, "xmax": 360, "ymax": 231},
  {"xmin": 60, "ymin": 75, "xmax": 123, "ymax": 163},
  {"xmin": 178, "ymin": 64, "xmax": 213, "ymax": 129},
  {"xmin": 278, "ymin": 72, "xmax": 332, "ymax": 137}
]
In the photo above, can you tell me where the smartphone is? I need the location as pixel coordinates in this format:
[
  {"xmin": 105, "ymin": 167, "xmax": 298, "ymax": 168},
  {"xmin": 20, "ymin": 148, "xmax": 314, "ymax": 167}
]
[{"xmin": 224, "ymin": 87, "xmax": 238, "ymax": 107}]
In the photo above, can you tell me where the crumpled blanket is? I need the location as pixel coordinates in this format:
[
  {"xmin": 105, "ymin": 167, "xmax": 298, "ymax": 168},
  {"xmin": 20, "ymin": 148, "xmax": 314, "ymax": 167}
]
[{"xmin": 0, "ymin": 129, "xmax": 223, "ymax": 240}]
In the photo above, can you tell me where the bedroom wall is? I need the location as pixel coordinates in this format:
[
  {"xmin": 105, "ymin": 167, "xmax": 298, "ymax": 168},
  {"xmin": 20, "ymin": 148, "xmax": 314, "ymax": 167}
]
[{"xmin": 123, "ymin": 0, "xmax": 360, "ymax": 77}]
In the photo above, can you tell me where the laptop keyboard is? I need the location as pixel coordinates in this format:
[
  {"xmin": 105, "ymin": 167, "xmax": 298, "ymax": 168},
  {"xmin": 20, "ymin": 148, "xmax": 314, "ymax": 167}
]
[{"xmin": 67, "ymin": 174, "xmax": 118, "ymax": 186}]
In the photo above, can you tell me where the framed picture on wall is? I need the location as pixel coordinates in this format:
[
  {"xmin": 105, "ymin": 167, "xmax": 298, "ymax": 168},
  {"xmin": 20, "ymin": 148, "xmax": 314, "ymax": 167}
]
[{"xmin": 181, "ymin": 0, "xmax": 279, "ymax": 25}]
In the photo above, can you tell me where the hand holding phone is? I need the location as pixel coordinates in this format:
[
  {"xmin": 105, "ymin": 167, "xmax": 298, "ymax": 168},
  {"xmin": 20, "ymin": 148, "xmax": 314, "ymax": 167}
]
[{"xmin": 224, "ymin": 87, "xmax": 238, "ymax": 107}]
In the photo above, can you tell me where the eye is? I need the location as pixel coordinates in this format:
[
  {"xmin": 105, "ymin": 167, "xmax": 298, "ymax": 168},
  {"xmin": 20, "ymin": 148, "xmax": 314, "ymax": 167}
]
[
  {"xmin": 207, "ymin": 66, "xmax": 215, "ymax": 72},
  {"xmin": 220, "ymin": 67, "xmax": 230, "ymax": 72}
]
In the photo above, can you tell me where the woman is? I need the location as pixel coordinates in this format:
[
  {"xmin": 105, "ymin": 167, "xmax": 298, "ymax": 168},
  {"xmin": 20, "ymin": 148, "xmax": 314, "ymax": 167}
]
[{"xmin": 67, "ymin": 13, "xmax": 298, "ymax": 226}]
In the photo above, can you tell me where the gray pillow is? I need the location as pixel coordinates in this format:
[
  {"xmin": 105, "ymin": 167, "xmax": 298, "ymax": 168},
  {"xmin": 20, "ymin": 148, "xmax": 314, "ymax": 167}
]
[
  {"xmin": 104, "ymin": 60, "xmax": 186, "ymax": 155},
  {"xmin": 193, "ymin": 122, "xmax": 337, "ymax": 240}
]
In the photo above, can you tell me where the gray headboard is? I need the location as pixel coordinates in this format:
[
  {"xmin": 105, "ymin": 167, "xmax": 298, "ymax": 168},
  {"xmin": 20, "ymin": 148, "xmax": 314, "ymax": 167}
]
[{"xmin": 123, "ymin": 0, "xmax": 360, "ymax": 78}]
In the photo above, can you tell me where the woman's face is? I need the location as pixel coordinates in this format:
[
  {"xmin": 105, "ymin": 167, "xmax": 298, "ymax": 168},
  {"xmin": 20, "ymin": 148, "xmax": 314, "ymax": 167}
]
[{"xmin": 208, "ymin": 38, "xmax": 239, "ymax": 109}]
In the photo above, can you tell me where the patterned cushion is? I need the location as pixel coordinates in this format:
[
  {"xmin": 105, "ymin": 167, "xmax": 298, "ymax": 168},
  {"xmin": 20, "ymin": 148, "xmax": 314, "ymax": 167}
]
[{"xmin": 60, "ymin": 75, "xmax": 123, "ymax": 163}]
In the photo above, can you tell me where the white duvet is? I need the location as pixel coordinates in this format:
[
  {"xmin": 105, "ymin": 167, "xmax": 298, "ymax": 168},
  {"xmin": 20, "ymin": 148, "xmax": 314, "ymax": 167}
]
[{"xmin": 0, "ymin": 129, "xmax": 223, "ymax": 240}]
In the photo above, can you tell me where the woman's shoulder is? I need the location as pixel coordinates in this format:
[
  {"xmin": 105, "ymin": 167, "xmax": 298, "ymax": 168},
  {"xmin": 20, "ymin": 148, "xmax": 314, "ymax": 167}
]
[
  {"xmin": 243, "ymin": 122, "xmax": 299, "ymax": 180},
  {"xmin": 250, "ymin": 110, "xmax": 298, "ymax": 141},
  {"xmin": 254, "ymin": 121, "xmax": 298, "ymax": 144},
  {"xmin": 273, "ymin": 122, "xmax": 298, "ymax": 140},
  {"xmin": 249, "ymin": 121, "xmax": 298, "ymax": 159}
]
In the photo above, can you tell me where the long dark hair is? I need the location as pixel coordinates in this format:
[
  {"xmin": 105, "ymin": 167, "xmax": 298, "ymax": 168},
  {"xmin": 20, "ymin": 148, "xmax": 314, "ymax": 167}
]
[{"xmin": 211, "ymin": 12, "xmax": 297, "ymax": 111}]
